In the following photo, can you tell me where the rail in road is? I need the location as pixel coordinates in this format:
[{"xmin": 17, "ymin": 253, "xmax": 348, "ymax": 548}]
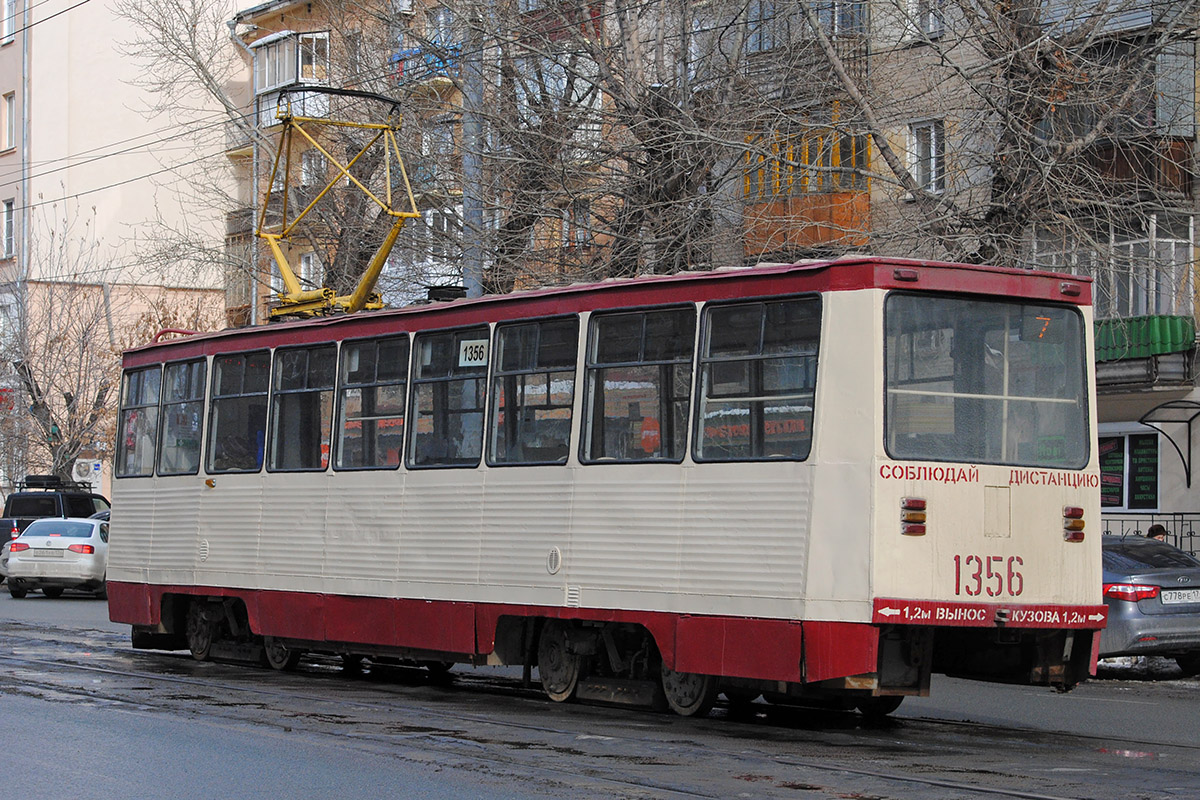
[{"xmin": 1, "ymin": 617, "xmax": 1197, "ymax": 799}]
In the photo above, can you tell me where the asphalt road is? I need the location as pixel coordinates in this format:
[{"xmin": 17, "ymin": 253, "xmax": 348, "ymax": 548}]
[{"xmin": 3, "ymin": 590, "xmax": 1199, "ymax": 799}]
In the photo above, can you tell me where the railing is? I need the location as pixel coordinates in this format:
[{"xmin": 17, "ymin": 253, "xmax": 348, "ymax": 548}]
[
  {"xmin": 391, "ymin": 46, "xmax": 461, "ymax": 87},
  {"xmin": 1102, "ymin": 513, "xmax": 1200, "ymax": 555}
]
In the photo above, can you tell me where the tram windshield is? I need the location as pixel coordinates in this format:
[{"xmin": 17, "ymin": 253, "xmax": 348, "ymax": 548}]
[{"xmin": 885, "ymin": 293, "xmax": 1088, "ymax": 468}]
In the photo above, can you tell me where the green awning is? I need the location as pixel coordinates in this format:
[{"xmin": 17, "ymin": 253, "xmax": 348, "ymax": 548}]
[{"xmin": 1095, "ymin": 315, "xmax": 1196, "ymax": 362}]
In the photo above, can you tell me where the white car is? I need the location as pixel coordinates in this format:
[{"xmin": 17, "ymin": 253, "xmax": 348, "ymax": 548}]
[{"xmin": 6, "ymin": 517, "xmax": 109, "ymax": 599}]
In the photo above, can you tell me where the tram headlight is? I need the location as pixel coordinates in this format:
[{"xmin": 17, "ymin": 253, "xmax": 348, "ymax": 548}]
[
  {"xmin": 1063, "ymin": 506, "xmax": 1085, "ymax": 542},
  {"xmin": 901, "ymin": 497, "xmax": 927, "ymax": 536}
]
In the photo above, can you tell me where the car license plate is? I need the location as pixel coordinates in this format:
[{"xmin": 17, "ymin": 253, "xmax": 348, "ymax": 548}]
[
  {"xmin": 33, "ymin": 548, "xmax": 63, "ymax": 558},
  {"xmin": 1161, "ymin": 588, "xmax": 1200, "ymax": 605}
]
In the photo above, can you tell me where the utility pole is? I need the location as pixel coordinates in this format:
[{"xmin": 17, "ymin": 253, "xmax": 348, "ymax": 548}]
[{"xmin": 460, "ymin": 2, "xmax": 486, "ymax": 297}]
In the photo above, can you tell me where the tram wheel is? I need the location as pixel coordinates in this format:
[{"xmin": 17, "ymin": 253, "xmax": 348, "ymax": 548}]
[
  {"xmin": 262, "ymin": 636, "xmax": 301, "ymax": 671},
  {"xmin": 856, "ymin": 695, "xmax": 904, "ymax": 719},
  {"xmin": 661, "ymin": 665, "xmax": 717, "ymax": 717},
  {"xmin": 537, "ymin": 620, "xmax": 581, "ymax": 702},
  {"xmin": 186, "ymin": 602, "xmax": 216, "ymax": 661}
]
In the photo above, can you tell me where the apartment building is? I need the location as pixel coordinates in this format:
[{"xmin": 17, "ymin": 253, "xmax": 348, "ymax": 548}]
[{"xmin": 0, "ymin": 0, "xmax": 229, "ymax": 487}]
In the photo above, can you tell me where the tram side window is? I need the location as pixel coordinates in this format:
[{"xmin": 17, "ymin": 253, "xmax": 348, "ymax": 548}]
[
  {"xmin": 695, "ymin": 297, "xmax": 820, "ymax": 461},
  {"xmin": 158, "ymin": 359, "xmax": 206, "ymax": 475},
  {"xmin": 489, "ymin": 317, "xmax": 578, "ymax": 465},
  {"xmin": 583, "ymin": 306, "xmax": 696, "ymax": 462},
  {"xmin": 207, "ymin": 350, "xmax": 270, "ymax": 473},
  {"xmin": 409, "ymin": 327, "xmax": 489, "ymax": 467},
  {"xmin": 269, "ymin": 344, "xmax": 337, "ymax": 471},
  {"xmin": 116, "ymin": 366, "xmax": 162, "ymax": 477},
  {"xmin": 336, "ymin": 335, "xmax": 409, "ymax": 469}
]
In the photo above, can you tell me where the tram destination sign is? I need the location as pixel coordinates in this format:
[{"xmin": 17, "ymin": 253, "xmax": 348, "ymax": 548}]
[{"xmin": 872, "ymin": 598, "xmax": 1107, "ymax": 629}]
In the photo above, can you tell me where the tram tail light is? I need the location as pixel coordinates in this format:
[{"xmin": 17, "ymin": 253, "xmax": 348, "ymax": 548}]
[
  {"xmin": 1104, "ymin": 583, "xmax": 1160, "ymax": 602},
  {"xmin": 9, "ymin": 542, "xmax": 28, "ymax": 552},
  {"xmin": 901, "ymin": 497, "xmax": 927, "ymax": 536},
  {"xmin": 1063, "ymin": 506, "xmax": 1086, "ymax": 542},
  {"xmin": 67, "ymin": 544, "xmax": 94, "ymax": 554}
]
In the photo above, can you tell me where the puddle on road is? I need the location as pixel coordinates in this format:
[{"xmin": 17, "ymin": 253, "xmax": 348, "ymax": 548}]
[{"xmin": 1097, "ymin": 747, "xmax": 1160, "ymax": 760}]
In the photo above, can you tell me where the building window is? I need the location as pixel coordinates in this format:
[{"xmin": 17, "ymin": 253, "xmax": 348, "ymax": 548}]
[
  {"xmin": 514, "ymin": 53, "xmax": 602, "ymax": 140},
  {"xmin": 298, "ymin": 32, "xmax": 329, "ymax": 82},
  {"xmin": 409, "ymin": 326, "xmax": 489, "ymax": 467},
  {"xmin": 489, "ymin": 317, "xmax": 578, "ymax": 465},
  {"xmin": 269, "ymin": 345, "xmax": 336, "ymax": 471},
  {"xmin": 815, "ymin": 0, "xmax": 866, "ymax": 36},
  {"xmin": 116, "ymin": 366, "xmax": 162, "ymax": 478},
  {"xmin": 299, "ymin": 149, "xmax": 325, "ymax": 187},
  {"xmin": 583, "ymin": 307, "xmax": 696, "ymax": 462},
  {"xmin": 427, "ymin": 208, "xmax": 460, "ymax": 260},
  {"xmin": 427, "ymin": 6, "xmax": 454, "ymax": 45},
  {"xmin": 253, "ymin": 31, "xmax": 329, "ymax": 94},
  {"xmin": 909, "ymin": 120, "xmax": 945, "ymax": 194},
  {"xmin": 2, "ymin": 199, "xmax": 12, "ymax": 258},
  {"xmin": 1099, "ymin": 432, "xmax": 1159, "ymax": 510},
  {"xmin": 2, "ymin": 93, "xmax": 14, "ymax": 150},
  {"xmin": 298, "ymin": 252, "xmax": 321, "ymax": 287},
  {"xmin": 747, "ymin": 0, "xmax": 782, "ymax": 53},
  {"xmin": 561, "ymin": 199, "xmax": 591, "ymax": 247},
  {"xmin": 911, "ymin": 0, "xmax": 944, "ymax": 38},
  {"xmin": 158, "ymin": 360, "xmax": 206, "ymax": 476},
  {"xmin": 2, "ymin": 0, "xmax": 15, "ymax": 43}
]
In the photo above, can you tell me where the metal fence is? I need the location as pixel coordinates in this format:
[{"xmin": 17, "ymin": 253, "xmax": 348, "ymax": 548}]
[{"xmin": 1102, "ymin": 513, "xmax": 1200, "ymax": 556}]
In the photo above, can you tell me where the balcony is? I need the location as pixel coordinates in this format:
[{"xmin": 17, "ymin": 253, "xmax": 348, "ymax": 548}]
[
  {"xmin": 1095, "ymin": 315, "xmax": 1196, "ymax": 394},
  {"xmin": 1087, "ymin": 137, "xmax": 1194, "ymax": 197},
  {"xmin": 391, "ymin": 46, "xmax": 461, "ymax": 93},
  {"xmin": 742, "ymin": 35, "xmax": 868, "ymax": 102},
  {"xmin": 743, "ymin": 191, "xmax": 869, "ymax": 258}
]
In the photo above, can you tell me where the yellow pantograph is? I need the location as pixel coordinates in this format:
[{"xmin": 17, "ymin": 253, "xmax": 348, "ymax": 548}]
[{"xmin": 257, "ymin": 88, "xmax": 421, "ymax": 320}]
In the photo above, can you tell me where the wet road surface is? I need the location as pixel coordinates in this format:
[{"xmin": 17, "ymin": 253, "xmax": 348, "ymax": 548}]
[{"xmin": 1, "ymin": 593, "xmax": 1196, "ymax": 799}]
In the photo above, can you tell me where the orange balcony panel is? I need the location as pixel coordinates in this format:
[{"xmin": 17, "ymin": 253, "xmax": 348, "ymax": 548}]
[{"xmin": 744, "ymin": 192, "xmax": 870, "ymax": 256}]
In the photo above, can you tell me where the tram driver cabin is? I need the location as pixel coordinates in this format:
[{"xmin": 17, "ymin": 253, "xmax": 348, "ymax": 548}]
[{"xmin": 108, "ymin": 258, "xmax": 1106, "ymax": 717}]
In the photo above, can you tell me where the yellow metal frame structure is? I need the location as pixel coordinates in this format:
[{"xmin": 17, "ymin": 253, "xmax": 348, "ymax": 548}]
[{"xmin": 258, "ymin": 93, "xmax": 422, "ymax": 319}]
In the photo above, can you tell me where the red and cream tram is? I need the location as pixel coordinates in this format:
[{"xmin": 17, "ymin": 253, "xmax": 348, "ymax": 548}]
[{"xmin": 108, "ymin": 257, "xmax": 1106, "ymax": 717}]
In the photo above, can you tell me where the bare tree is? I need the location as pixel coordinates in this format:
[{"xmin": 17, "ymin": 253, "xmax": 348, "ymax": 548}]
[
  {"xmin": 0, "ymin": 205, "xmax": 121, "ymax": 481},
  {"xmin": 116, "ymin": 0, "xmax": 1198, "ymax": 318},
  {"xmin": 0, "ymin": 204, "xmax": 226, "ymax": 485}
]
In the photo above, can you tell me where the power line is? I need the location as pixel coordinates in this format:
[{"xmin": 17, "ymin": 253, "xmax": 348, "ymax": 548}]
[{"xmin": 7, "ymin": 0, "xmax": 92, "ymax": 39}]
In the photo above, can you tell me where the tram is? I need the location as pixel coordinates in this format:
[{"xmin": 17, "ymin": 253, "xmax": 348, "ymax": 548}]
[{"xmin": 108, "ymin": 257, "xmax": 1106, "ymax": 717}]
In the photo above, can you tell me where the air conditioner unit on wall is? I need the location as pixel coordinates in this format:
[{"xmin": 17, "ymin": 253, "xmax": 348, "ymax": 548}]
[{"xmin": 72, "ymin": 459, "xmax": 101, "ymax": 491}]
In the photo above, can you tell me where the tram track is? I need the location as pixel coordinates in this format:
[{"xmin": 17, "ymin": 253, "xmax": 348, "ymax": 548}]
[{"xmin": 0, "ymin": 622, "xmax": 1189, "ymax": 800}]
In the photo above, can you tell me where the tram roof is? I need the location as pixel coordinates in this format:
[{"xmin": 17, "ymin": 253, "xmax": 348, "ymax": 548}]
[{"xmin": 123, "ymin": 256, "xmax": 1092, "ymax": 366}]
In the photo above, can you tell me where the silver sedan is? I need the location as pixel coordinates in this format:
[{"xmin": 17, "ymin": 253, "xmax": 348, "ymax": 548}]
[
  {"xmin": 1101, "ymin": 535, "xmax": 1200, "ymax": 675},
  {"xmin": 6, "ymin": 517, "xmax": 109, "ymax": 599}
]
